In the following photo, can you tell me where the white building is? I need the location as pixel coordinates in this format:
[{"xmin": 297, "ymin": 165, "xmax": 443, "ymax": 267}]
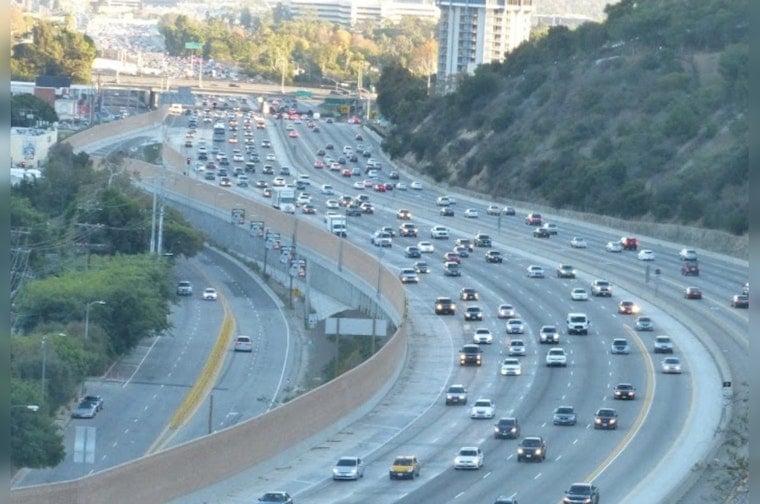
[
  {"xmin": 435, "ymin": 0, "xmax": 534, "ymax": 92},
  {"xmin": 286, "ymin": 0, "xmax": 439, "ymax": 26},
  {"xmin": 11, "ymin": 127, "xmax": 58, "ymax": 169}
]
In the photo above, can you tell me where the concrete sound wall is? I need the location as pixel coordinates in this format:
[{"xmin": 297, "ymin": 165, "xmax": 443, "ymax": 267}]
[
  {"xmin": 64, "ymin": 108, "xmax": 168, "ymax": 152},
  {"xmin": 10, "ymin": 161, "xmax": 408, "ymax": 504}
]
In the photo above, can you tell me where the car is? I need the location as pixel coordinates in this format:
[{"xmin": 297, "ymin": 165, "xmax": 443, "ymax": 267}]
[
  {"xmin": 545, "ymin": 347, "xmax": 567, "ymax": 367},
  {"xmin": 332, "ymin": 456, "xmax": 365, "ymax": 480},
  {"xmin": 486, "ymin": 204, "xmax": 502, "ymax": 215},
  {"xmin": 300, "ymin": 204, "xmax": 316, "ymax": 214},
  {"xmin": 396, "ymin": 208, "xmax": 412, "ymax": 220},
  {"xmin": 507, "ymin": 338, "xmax": 526, "ymax": 355},
  {"xmin": 418, "ymin": 241, "xmax": 435, "ymax": 253},
  {"xmin": 456, "ymin": 238, "xmax": 474, "ymax": 252},
  {"xmin": 557, "ymin": 264, "xmax": 577, "ymax": 278},
  {"xmin": 614, "ymin": 383, "xmax": 636, "ymax": 400},
  {"xmin": 654, "ymin": 335, "xmax": 674, "ymax": 353},
  {"xmin": 470, "ymin": 398, "xmax": 496, "ymax": 419},
  {"xmin": 399, "ymin": 268, "xmax": 419, "ymax": 284},
  {"xmin": 620, "ymin": 236, "xmax": 639, "ymax": 250},
  {"xmin": 662, "ymin": 356, "xmax": 683, "ymax": 374},
  {"xmin": 262, "ymin": 165, "xmax": 274, "ymax": 175},
  {"xmin": 610, "ymin": 338, "xmax": 630, "ymax": 354},
  {"xmin": 563, "ymin": 483, "xmax": 600, "ymax": 504},
  {"xmin": 325, "ymin": 199, "xmax": 340, "ymax": 210},
  {"xmin": 439, "ymin": 207, "xmax": 454, "ymax": 217},
  {"xmin": 617, "ymin": 300, "xmax": 639, "ymax": 314},
  {"xmin": 378, "ymin": 226, "xmax": 396, "ymax": 238},
  {"xmin": 443, "ymin": 251, "xmax": 461, "ymax": 264},
  {"xmin": 500, "ymin": 358, "xmax": 522, "ymax": 376},
  {"xmin": 345, "ymin": 204, "xmax": 362, "ymax": 216},
  {"xmin": 296, "ymin": 193, "xmax": 312, "ymax": 205},
  {"xmin": 313, "ymin": 160, "xmax": 325, "ymax": 169},
  {"xmin": 373, "ymin": 183, "xmax": 386, "ymax": 192},
  {"xmin": 459, "ymin": 344, "xmax": 483, "ymax": 366},
  {"xmin": 71, "ymin": 401, "xmax": 98, "ymax": 419},
  {"xmin": 234, "ymin": 335, "xmax": 253, "ymax": 352},
  {"xmin": 525, "ymin": 213, "xmax": 543, "ymax": 226},
  {"xmin": 464, "ymin": 208, "xmax": 479, "ymax": 218},
  {"xmin": 679, "ymin": 248, "xmax": 698, "ymax": 261},
  {"xmin": 527, "ymin": 265, "xmax": 545, "ymax": 278},
  {"xmin": 453, "ymin": 245, "xmax": 470, "ymax": 258},
  {"xmin": 684, "ymin": 287, "xmax": 703, "ymax": 299},
  {"xmin": 219, "ymin": 177, "xmax": 232, "ymax": 187},
  {"xmin": 473, "ymin": 328, "xmax": 494, "ymax": 344},
  {"xmin": 570, "ymin": 236, "xmax": 588, "ymax": 248},
  {"xmin": 493, "ymin": 417, "xmax": 522, "ymax": 442},
  {"xmin": 410, "ymin": 181, "xmax": 423, "ymax": 190},
  {"xmin": 389, "ymin": 455, "xmax": 420, "ymax": 479},
  {"xmin": 474, "ymin": 233, "xmax": 492, "ymax": 247},
  {"xmin": 202, "ymin": 288, "xmax": 218, "ymax": 300},
  {"xmin": 533, "ymin": 227, "xmax": 551, "ymax": 238},
  {"xmin": 497, "ymin": 304, "xmax": 516, "ymax": 319},
  {"xmin": 82, "ymin": 395, "xmax": 104, "ymax": 411},
  {"xmin": 605, "ymin": 241, "xmax": 623, "ymax": 252},
  {"xmin": 176, "ymin": 280, "xmax": 193, "ymax": 296},
  {"xmin": 485, "ymin": 250, "xmax": 504, "ymax": 263},
  {"xmin": 541, "ymin": 223, "xmax": 558, "ymax": 235},
  {"xmin": 506, "ymin": 319, "xmax": 525, "ymax": 335},
  {"xmin": 399, "ymin": 223, "xmax": 418, "ymax": 237},
  {"xmin": 591, "ymin": 279, "xmax": 612, "ymax": 297},
  {"xmin": 571, "ymin": 288, "xmax": 589, "ymax": 301},
  {"xmin": 635, "ymin": 316, "xmax": 654, "ymax": 331},
  {"xmin": 553, "ymin": 406, "xmax": 577, "ymax": 426},
  {"xmin": 445, "ymin": 384, "xmax": 468, "ymax": 405},
  {"xmin": 405, "ymin": 246, "xmax": 422, "ymax": 258},
  {"xmin": 444, "ymin": 261, "xmax": 461, "ymax": 277},
  {"xmin": 371, "ymin": 231, "xmax": 392, "ymax": 247},
  {"xmin": 430, "ymin": 225, "xmax": 450, "ymax": 239},
  {"xmin": 414, "ymin": 261, "xmax": 429, "ymax": 274},
  {"xmin": 453, "ymin": 446, "xmax": 484, "ymax": 470},
  {"xmin": 539, "ymin": 325, "xmax": 559, "ymax": 344},
  {"xmin": 594, "ymin": 408, "xmax": 618, "ymax": 429},
  {"xmin": 435, "ymin": 297, "xmax": 456, "ymax": 315},
  {"xmin": 464, "ymin": 306, "xmax": 483, "ymax": 321},
  {"xmin": 566, "ymin": 312, "xmax": 590, "ymax": 335},
  {"xmin": 516, "ymin": 436, "xmax": 546, "ymax": 462},
  {"xmin": 436, "ymin": 196, "xmax": 452, "ymax": 206},
  {"xmin": 637, "ymin": 249, "xmax": 656, "ymax": 261},
  {"xmin": 388, "ymin": 170, "xmax": 399, "ymax": 179},
  {"xmin": 681, "ymin": 259, "xmax": 700, "ymax": 276},
  {"xmin": 257, "ymin": 492, "xmax": 293, "ymax": 503},
  {"xmin": 503, "ymin": 206, "xmax": 516, "ymax": 216},
  {"xmin": 394, "ymin": 181, "xmax": 407, "ymax": 190},
  {"xmin": 731, "ymin": 294, "xmax": 749, "ymax": 308},
  {"xmin": 272, "ymin": 176, "xmax": 286, "ymax": 187},
  {"xmin": 265, "ymin": 153, "xmax": 276, "ymax": 161},
  {"xmin": 460, "ymin": 287, "xmax": 479, "ymax": 301}
]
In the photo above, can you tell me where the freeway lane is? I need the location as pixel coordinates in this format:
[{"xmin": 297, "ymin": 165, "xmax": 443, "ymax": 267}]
[{"xmin": 166, "ymin": 112, "xmax": 736, "ymax": 503}]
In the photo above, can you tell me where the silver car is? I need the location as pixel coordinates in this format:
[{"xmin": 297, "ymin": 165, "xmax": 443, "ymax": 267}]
[
  {"xmin": 508, "ymin": 339, "xmax": 527, "ymax": 356},
  {"xmin": 661, "ymin": 357, "xmax": 683, "ymax": 374},
  {"xmin": 610, "ymin": 338, "xmax": 630, "ymax": 354},
  {"xmin": 506, "ymin": 319, "xmax": 525, "ymax": 334},
  {"xmin": 332, "ymin": 456, "xmax": 365, "ymax": 480},
  {"xmin": 635, "ymin": 316, "xmax": 654, "ymax": 331},
  {"xmin": 553, "ymin": 406, "xmax": 577, "ymax": 425}
]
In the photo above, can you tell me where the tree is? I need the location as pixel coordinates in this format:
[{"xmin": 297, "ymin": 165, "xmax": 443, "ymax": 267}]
[
  {"xmin": 409, "ymin": 39, "xmax": 438, "ymax": 91},
  {"xmin": 11, "ymin": 94, "xmax": 59, "ymax": 127},
  {"xmin": 11, "ymin": 379, "xmax": 65, "ymax": 469}
]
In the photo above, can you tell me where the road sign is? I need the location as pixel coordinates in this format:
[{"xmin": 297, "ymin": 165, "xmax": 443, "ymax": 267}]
[{"xmin": 185, "ymin": 42, "xmax": 203, "ymax": 50}]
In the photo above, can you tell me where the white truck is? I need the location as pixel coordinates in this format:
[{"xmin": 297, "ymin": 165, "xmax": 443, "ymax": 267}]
[
  {"xmin": 325, "ymin": 214, "xmax": 347, "ymax": 237},
  {"xmin": 273, "ymin": 186, "xmax": 296, "ymax": 213}
]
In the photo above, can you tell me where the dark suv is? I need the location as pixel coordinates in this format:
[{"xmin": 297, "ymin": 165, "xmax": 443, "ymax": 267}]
[
  {"xmin": 474, "ymin": 233, "xmax": 492, "ymax": 247},
  {"xmin": 516, "ymin": 436, "xmax": 546, "ymax": 462},
  {"xmin": 459, "ymin": 344, "xmax": 483, "ymax": 366},
  {"xmin": 435, "ymin": 297, "xmax": 456, "ymax": 315},
  {"xmin": 493, "ymin": 417, "xmax": 520, "ymax": 439},
  {"xmin": 681, "ymin": 260, "xmax": 699, "ymax": 276}
]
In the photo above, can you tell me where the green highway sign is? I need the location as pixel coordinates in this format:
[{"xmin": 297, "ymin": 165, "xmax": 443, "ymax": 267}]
[{"xmin": 185, "ymin": 42, "xmax": 203, "ymax": 50}]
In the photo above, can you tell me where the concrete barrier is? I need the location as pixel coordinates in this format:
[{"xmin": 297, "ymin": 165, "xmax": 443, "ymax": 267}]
[
  {"xmin": 64, "ymin": 108, "xmax": 168, "ymax": 153},
  {"xmin": 10, "ymin": 161, "xmax": 408, "ymax": 504}
]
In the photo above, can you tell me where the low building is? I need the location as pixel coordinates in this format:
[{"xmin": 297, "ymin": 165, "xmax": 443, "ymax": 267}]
[{"xmin": 11, "ymin": 126, "xmax": 58, "ymax": 169}]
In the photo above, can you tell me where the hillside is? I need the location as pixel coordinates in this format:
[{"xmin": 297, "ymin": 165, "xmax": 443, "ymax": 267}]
[{"xmin": 380, "ymin": 0, "xmax": 748, "ymax": 235}]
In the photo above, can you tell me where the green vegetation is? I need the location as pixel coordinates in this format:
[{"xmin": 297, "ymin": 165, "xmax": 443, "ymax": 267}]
[
  {"xmin": 10, "ymin": 144, "xmax": 205, "ymax": 469},
  {"xmin": 11, "ymin": 94, "xmax": 59, "ymax": 127},
  {"xmin": 378, "ymin": 0, "xmax": 748, "ymax": 235}
]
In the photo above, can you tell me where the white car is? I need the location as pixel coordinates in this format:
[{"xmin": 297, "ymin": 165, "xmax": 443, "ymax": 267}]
[
  {"xmin": 508, "ymin": 339, "xmax": 526, "ymax": 356},
  {"xmin": 470, "ymin": 399, "xmax": 496, "ymax": 419},
  {"xmin": 545, "ymin": 347, "xmax": 567, "ymax": 367},
  {"xmin": 679, "ymin": 248, "xmax": 698, "ymax": 261},
  {"xmin": 527, "ymin": 265, "xmax": 545, "ymax": 278},
  {"xmin": 453, "ymin": 447, "xmax": 483, "ymax": 470},
  {"xmin": 202, "ymin": 288, "xmax": 218, "ymax": 300},
  {"xmin": 637, "ymin": 249, "xmax": 656, "ymax": 261},
  {"xmin": 272, "ymin": 177, "xmax": 287, "ymax": 187},
  {"xmin": 395, "ymin": 182, "xmax": 408, "ymax": 190},
  {"xmin": 506, "ymin": 319, "xmax": 525, "ymax": 334},
  {"xmin": 325, "ymin": 199, "xmax": 340, "ymax": 209},
  {"xmin": 410, "ymin": 181, "xmax": 423, "ymax": 190},
  {"xmin": 232, "ymin": 153, "xmax": 244, "ymax": 162},
  {"xmin": 321, "ymin": 184, "xmax": 335, "ymax": 195},
  {"xmin": 353, "ymin": 181, "xmax": 365, "ymax": 189},
  {"xmin": 233, "ymin": 335, "xmax": 253, "ymax": 352},
  {"xmin": 486, "ymin": 204, "xmax": 501, "ymax": 215},
  {"xmin": 265, "ymin": 153, "xmax": 276, "ymax": 161},
  {"xmin": 571, "ymin": 288, "xmax": 589, "ymax": 301},
  {"xmin": 472, "ymin": 328, "xmax": 494, "ymax": 344},
  {"xmin": 436, "ymin": 196, "xmax": 452, "ymax": 206},
  {"xmin": 606, "ymin": 241, "xmax": 623, "ymax": 252},
  {"xmin": 570, "ymin": 237, "xmax": 588, "ymax": 248},
  {"xmin": 418, "ymin": 241, "xmax": 435, "ymax": 253},
  {"xmin": 332, "ymin": 456, "xmax": 365, "ymax": 480},
  {"xmin": 500, "ymin": 358, "xmax": 522, "ymax": 376},
  {"xmin": 464, "ymin": 208, "xmax": 479, "ymax": 218},
  {"xmin": 497, "ymin": 304, "xmax": 517, "ymax": 319},
  {"xmin": 296, "ymin": 193, "xmax": 312, "ymax": 205},
  {"xmin": 661, "ymin": 357, "xmax": 683, "ymax": 374},
  {"xmin": 371, "ymin": 231, "xmax": 392, "ymax": 247},
  {"xmin": 430, "ymin": 226, "xmax": 450, "ymax": 239}
]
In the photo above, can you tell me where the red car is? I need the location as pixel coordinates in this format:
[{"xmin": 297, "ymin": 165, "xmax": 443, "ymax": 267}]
[
  {"xmin": 443, "ymin": 252, "xmax": 461, "ymax": 264},
  {"xmin": 684, "ymin": 287, "xmax": 702, "ymax": 299},
  {"xmin": 313, "ymin": 160, "xmax": 325, "ymax": 169},
  {"xmin": 374, "ymin": 184, "xmax": 386, "ymax": 192},
  {"xmin": 341, "ymin": 169, "xmax": 352, "ymax": 177}
]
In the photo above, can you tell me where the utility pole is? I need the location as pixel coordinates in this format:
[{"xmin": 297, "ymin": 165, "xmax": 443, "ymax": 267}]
[{"xmin": 41, "ymin": 337, "xmax": 47, "ymax": 406}]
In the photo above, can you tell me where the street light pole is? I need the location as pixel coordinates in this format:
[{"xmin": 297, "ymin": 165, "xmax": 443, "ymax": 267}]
[
  {"xmin": 41, "ymin": 337, "xmax": 47, "ymax": 405},
  {"xmin": 85, "ymin": 300, "xmax": 107, "ymax": 341}
]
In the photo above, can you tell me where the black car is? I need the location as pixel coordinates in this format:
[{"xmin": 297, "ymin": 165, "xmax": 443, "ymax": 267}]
[
  {"xmin": 258, "ymin": 492, "xmax": 293, "ymax": 503},
  {"xmin": 414, "ymin": 261, "xmax": 429, "ymax": 274},
  {"xmin": 493, "ymin": 417, "xmax": 520, "ymax": 439},
  {"xmin": 594, "ymin": 408, "xmax": 618, "ymax": 429},
  {"xmin": 533, "ymin": 228, "xmax": 551, "ymax": 238},
  {"xmin": 459, "ymin": 344, "xmax": 483, "ymax": 366},
  {"xmin": 464, "ymin": 306, "xmax": 483, "ymax": 321},
  {"xmin": 563, "ymin": 483, "xmax": 600, "ymax": 504},
  {"xmin": 440, "ymin": 207, "xmax": 454, "ymax": 217},
  {"xmin": 435, "ymin": 297, "xmax": 456, "ymax": 315},
  {"xmin": 556, "ymin": 264, "xmax": 576, "ymax": 278},
  {"xmin": 405, "ymin": 246, "xmax": 421, "ymax": 258},
  {"xmin": 460, "ymin": 288, "xmax": 479, "ymax": 301},
  {"xmin": 613, "ymin": 383, "xmax": 636, "ymax": 400},
  {"xmin": 388, "ymin": 170, "xmax": 399, "ymax": 179},
  {"xmin": 516, "ymin": 436, "xmax": 546, "ymax": 462},
  {"xmin": 485, "ymin": 250, "xmax": 504, "ymax": 263}
]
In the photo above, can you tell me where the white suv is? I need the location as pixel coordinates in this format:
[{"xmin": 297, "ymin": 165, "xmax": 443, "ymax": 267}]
[
  {"xmin": 679, "ymin": 248, "xmax": 698, "ymax": 261},
  {"xmin": 654, "ymin": 335, "xmax": 674, "ymax": 353},
  {"xmin": 545, "ymin": 348, "xmax": 568, "ymax": 367},
  {"xmin": 430, "ymin": 226, "xmax": 450, "ymax": 239},
  {"xmin": 566, "ymin": 313, "xmax": 590, "ymax": 335}
]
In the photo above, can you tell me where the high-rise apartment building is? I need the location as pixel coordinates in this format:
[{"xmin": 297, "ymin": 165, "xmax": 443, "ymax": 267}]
[{"xmin": 435, "ymin": 0, "xmax": 533, "ymax": 92}]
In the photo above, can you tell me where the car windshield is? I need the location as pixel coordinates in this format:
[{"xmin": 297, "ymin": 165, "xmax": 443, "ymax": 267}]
[
  {"xmin": 474, "ymin": 400, "xmax": 491, "ymax": 407},
  {"xmin": 459, "ymin": 449, "xmax": 478, "ymax": 456},
  {"xmin": 449, "ymin": 387, "xmax": 465, "ymax": 393},
  {"xmin": 569, "ymin": 485, "xmax": 591, "ymax": 494},
  {"xmin": 336, "ymin": 458, "xmax": 357, "ymax": 467},
  {"xmin": 523, "ymin": 438, "xmax": 542, "ymax": 446},
  {"xmin": 598, "ymin": 409, "xmax": 615, "ymax": 416},
  {"xmin": 556, "ymin": 407, "xmax": 573, "ymax": 414},
  {"xmin": 543, "ymin": 327, "xmax": 556, "ymax": 333},
  {"xmin": 394, "ymin": 457, "xmax": 413, "ymax": 466},
  {"xmin": 499, "ymin": 419, "xmax": 516, "ymax": 426}
]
